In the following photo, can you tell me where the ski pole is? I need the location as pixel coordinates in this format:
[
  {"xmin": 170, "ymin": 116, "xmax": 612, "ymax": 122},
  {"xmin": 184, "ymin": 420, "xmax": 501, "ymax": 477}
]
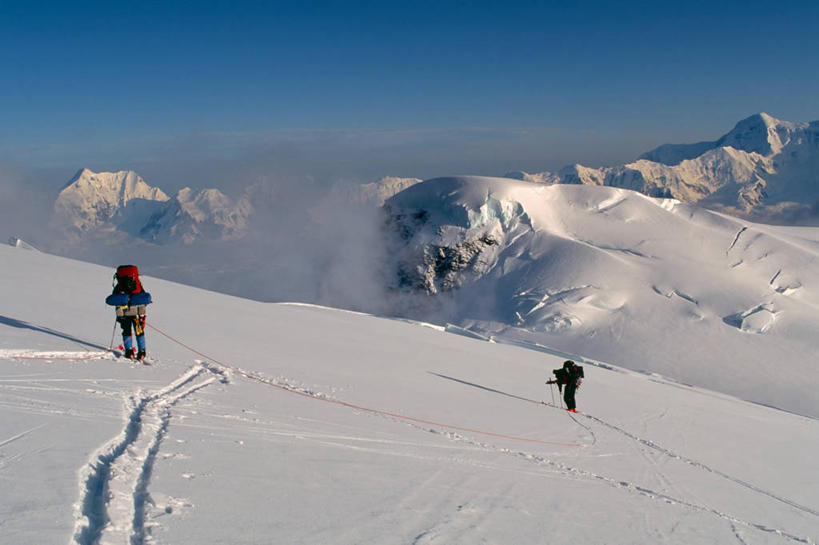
[
  {"xmin": 109, "ymin": 320, "xmax": 118, "ymax": 351},
  {"xmin": 549, "ymin": 382, "xmax": 555, "ymax": 406}
]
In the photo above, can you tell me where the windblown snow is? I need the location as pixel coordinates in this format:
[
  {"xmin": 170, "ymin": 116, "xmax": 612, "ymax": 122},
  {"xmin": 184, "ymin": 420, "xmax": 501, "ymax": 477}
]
[{"xmin": 0, "ymin": 243, "xmax": 817, "ymax": 545}]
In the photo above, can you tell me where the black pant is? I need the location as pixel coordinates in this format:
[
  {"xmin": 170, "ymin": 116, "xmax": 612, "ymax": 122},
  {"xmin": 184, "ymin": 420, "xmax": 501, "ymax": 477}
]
[
  {"xmin": 563, "ymin": 383, "xmax": 577, "ymax": 410},
  {"xmin": 117, "ymin": 315, "xmax": 144, "ymax": 336}
]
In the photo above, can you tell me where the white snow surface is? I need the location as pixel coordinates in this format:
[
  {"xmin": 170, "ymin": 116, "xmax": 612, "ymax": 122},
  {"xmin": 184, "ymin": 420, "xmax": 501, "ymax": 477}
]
[
  {"xmin": 386, "ymin": 176, "xmax": 819, "ymax": 418},
  {"xmin": 1, "ymin": 244, "xmax": 818, "ymax": 544}
]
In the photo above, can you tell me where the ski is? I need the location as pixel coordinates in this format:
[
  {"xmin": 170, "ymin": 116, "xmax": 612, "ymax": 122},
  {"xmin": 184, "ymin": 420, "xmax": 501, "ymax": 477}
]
[{"xmin": 115, "ymin": 348, "xmax": 151, "ymax": 365}]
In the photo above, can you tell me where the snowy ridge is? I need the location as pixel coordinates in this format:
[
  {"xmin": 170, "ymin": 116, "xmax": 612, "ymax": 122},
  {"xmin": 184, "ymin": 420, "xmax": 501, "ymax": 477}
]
[
  {"xmin": 508, "ymin": 113, "xmax": 819, "ymax": 221},
  {"xmin": 139, "ymin": 187, "xmax": 253, "ymax": 244},
  {"xmin": 385, "ymin": 176, "xmax": 819, "ymax": 417},
  {"xmin": 330, "ymin": 176, "xmax": 424, "ymax": 206},
  {"xmin": 640, "ymin": 113, "xmax": 809, "ymax": 164}
]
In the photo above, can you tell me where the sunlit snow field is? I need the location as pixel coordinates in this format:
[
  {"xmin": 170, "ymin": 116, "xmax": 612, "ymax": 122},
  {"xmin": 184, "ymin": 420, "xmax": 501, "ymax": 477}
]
[{"xmin": 0, "ymin": 244, "xmax": 818, "ymax": 544}]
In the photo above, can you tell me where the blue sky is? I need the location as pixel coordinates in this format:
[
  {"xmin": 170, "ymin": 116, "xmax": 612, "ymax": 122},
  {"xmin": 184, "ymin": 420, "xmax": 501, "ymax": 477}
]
[{"xmin": 2, "ymin": 1, "xmax": 818, "ymax": 190}]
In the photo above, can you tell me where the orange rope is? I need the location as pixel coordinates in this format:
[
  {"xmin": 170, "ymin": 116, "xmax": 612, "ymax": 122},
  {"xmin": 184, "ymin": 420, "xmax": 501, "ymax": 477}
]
[{"xmin": 147, "ymin": 323, "xmax": 584, "ymax": 448}]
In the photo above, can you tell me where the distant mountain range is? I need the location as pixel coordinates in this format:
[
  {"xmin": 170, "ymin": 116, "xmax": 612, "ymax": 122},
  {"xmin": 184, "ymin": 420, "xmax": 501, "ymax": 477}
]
[
  {"xmin": 506, "ymin": 113, "xmax": 819, "ymax": 223},
  {"xmin": 51, "ymin": 113, "xmax": 818, "ymax": 247},
  {"xmin": 37, "ymin": 116, "xmax": 819, "ymax": 415},
  {"xmin": 52, "ymin": 168, "xmax": 422, "ymax": 246},
  {"xmin": 54, "ymin": 168, "xmax": 170, "ymax": 233},
  {"xmin": 53, "ymin": 168, "xmax": 252, "ymax": 244}
]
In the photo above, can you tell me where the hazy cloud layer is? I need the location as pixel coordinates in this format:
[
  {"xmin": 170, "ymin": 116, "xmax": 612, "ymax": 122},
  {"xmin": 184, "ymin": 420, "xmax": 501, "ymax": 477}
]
[
  {"xmin": 0, "ymin": 124, "xmax": 650, "ymax": 252},
  {"xmin": 2, "ymin": 126, "xmax": 648, "ymax": 194}
]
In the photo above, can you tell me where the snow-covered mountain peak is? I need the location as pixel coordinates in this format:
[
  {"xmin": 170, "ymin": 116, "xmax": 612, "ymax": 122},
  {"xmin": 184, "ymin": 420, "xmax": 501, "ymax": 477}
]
[
  {"xmin": 176, "ymin": 187, "xmax": 232, "ymax": 211},
  {"xmin": 330, "ymin": 175, "xmax": 424, "ymax": 206},
  {"xmin": 388, "ymin": 176, "xmax": 537, "ymax": 232},
  {"xmin": 718, "ymin": 112, "xmax": 806, "ymax": 156},
  {"xmin": 139, "ymin": 186, "xmax": 252, "ymax": 244},
  {"xmin": 50, "ymin": 170, "xmax": 253, "ymax": 245},
  {"xmin": 640, "ymin": 112, "xmax": 809, "ymax": 166},
  {"xmin": 53, "ymin": 168, "xmax": 170, "ymax": 232},
  {"xmin": 62, "ymin": 167, "xmax": 93, "ymax": 189},
  {"xmin": 61, "ymin": 168, "xmax": 168, "ymax": 200},
  {"xmin": 510, "ymin": 113, "xmax": 818, "ymax": 222},
  {"xmin": 557, "ymin": 163, "xmax": 609, "ymax": 186}
]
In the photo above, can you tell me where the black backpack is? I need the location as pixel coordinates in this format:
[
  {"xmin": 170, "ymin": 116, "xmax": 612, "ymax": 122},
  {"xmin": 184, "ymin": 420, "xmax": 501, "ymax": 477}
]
[{"xmin": 553, "ymin": 360, "xmax": 584, "ymax": 384}]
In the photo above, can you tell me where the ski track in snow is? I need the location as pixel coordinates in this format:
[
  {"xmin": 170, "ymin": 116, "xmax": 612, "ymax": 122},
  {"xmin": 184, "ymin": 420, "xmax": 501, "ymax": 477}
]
[
  {"xmin": 421, "ymin": 369, "xmax": 816, "ymax": 538},
  {"xmin": 238, "ymin": 369, "xmax": 814, "ymax": 544},
  {"xmin": 256, "ymin": 372, "xmax": 816, "ymax": 544},
  {"xmin": 123, "ymin": 322, "xmax": 816, "ymax": 544},
  {"xmin": 580, "ymin": 412, "xmax": 819, "ymax": 520},
  {"xmin": 430, "ymin": 418, "xmax": 816, "ymax": 545},
  {"xmin": 530, "ymin": 412, "xmax": 815, "ymax": 544},
  {"xmin": 0, "ymin": 423, "xmax": 46, "ymax": 448},
  {"xmin": 71, "ymin": 363, "xmax": 225, "ymax": 545}
]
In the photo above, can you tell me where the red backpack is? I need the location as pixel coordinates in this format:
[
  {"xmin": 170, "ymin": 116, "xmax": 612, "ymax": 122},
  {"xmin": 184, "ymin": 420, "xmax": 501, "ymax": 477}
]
[{"xmin": 115, "ymin": 265, "xmax": 143, "ymax": 294}]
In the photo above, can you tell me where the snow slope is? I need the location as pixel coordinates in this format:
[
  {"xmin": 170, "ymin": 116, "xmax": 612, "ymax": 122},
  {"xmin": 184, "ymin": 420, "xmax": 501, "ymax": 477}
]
[
  {"xmin": 385, "ymin": 176, "xmax": 819, "ymax": 418},
  {"xmin": 1, "ymin": 244, "xmax": 817, "ymax": 544}
]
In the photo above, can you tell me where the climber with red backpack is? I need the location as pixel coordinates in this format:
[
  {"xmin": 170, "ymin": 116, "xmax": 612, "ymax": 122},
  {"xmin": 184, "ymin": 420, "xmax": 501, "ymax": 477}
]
[{"xmin": 105, "ymin": 265, "xmax": 152, "ymax": 361}]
